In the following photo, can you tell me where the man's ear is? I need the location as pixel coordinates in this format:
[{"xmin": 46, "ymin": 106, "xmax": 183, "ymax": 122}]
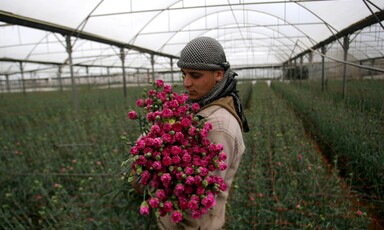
[{"xmin": 215, "ymin": 70, "xmax": 225, "ymax": 82}]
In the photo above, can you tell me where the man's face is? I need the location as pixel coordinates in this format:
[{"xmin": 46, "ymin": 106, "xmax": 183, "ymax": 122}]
[{"xmin": 181, "ymin": 68, "xmax": 224, "ymax": 100}]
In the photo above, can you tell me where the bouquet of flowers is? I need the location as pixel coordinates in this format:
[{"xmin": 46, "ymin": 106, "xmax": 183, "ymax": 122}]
[{"xmin": 122, "ymin": 79, "xmax": 227, "ymax": 223}]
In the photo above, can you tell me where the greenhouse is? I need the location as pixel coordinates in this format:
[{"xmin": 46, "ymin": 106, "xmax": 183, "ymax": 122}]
[{"xmin": 1, "ymin": 0, "xmax": 383, "ymax": 229}]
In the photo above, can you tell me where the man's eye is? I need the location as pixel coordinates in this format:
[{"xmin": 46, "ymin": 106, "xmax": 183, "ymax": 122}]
[{"xmin": 191, "ymin": 74, "xmax": 200, "ymax": 78}]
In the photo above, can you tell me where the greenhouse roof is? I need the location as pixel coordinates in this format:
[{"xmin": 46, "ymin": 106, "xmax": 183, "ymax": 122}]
[{"xmin": 0, "ymin": 0, "xmax": 384, "ymax": 78}]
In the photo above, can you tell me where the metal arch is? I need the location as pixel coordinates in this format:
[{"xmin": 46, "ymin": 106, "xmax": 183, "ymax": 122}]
[
  {"xmin": 101, "ymin": 2, "xmax": 321, "ymax": 57},
  {"xmin": 153, "ymin": 23, "xmax": 306, "ymax": 66},
  {"xmin": 216, "ymin": 30, "xmax": 297, "ymax": 61},
  {"xmin": 293, "ymin": 1, "xmax": 341, "ymax": 46},
  {"xmin": 152, "ymin": 8, "xmax": 320, "ymax": 60},
  {"xmin": 350, "ymin": 40, "xmax": 384, "ymax": 59},
  {"xmin": 151, "ymin": 22, "xmax": 298, "ymax": 65},
  {"xmin": 352, "ymin": 30, "xmax": 384, "ymax": 57},
  {"xmin": 118, "ymin": 0, "xmax": 182, "ymax": 45}
]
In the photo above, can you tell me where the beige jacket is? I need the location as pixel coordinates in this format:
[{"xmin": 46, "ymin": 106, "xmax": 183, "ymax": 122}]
[{"xmin": 158, "ymin": 96, "xmax": 245, "ymax": 230}]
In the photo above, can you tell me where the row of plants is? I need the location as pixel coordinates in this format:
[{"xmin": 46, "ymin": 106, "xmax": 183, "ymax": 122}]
[
  {"xmin": 271, "ymin": 80, "xmax": 383, "ymax": 218},
  {"xmin": 0, "ymin": 81, "xmax": 380, "ymax": 228},
  {"xmin": 0, "ymin": 87, "xmax": 155, "ymax": 228},
  {"xmin": 226, "ymin": 82, "xmax": 373, "ymax": 229},
  {"xmin": 294, "ymin": 79, "xmax": 384, "ymax": 118}
]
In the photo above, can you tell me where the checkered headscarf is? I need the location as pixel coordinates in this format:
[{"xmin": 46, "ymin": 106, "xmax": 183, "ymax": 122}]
[{"xmin": 177, "ymin": 37, "xmax": 249, "ymax": 132}]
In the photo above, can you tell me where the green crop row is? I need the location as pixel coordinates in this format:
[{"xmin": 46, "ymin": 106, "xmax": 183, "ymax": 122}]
[
  {"xmin": 0, "ymin": 81, "xmax": 381, "ymax": 229},
  {"xmin": 295, "ymin": 80, "xmax": 384, "ymax": 118},
  {"xmin": 271, "ymin": 81, "xmax": 383, "ymax": 216},
  {"xmin": 0, "ymin": 87, "xmax": 158, "ymax": 229},
  {"xmin": 226, "ymin": 82, "xmax": 373, "ymax": 229}
]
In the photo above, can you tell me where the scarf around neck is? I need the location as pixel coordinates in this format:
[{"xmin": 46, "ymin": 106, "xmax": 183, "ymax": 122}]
[{"xmin": 188, "ymin": 69, "xmax": 250, "ymax": 132}]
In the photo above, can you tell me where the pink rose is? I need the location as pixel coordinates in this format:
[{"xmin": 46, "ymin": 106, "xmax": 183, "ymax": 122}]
[
  {"xmin": 137, "ymin": 155, "xmax": 147, "ymax": 165},
  {"xmin": 171, "ymin": 146, "xmax": 182, "ymax": 155},
  {"xmin": 191, "ymin": 210, "xmax": 202, "ymax": 219},
  {"xmin": 145, "ymin": 98, "xmax": 153, "ymax": 106},
  {"xmin": 140, "ymin": 171, "xmax": 151, "ymax": 185},
  {"xmin": 161, "ymin": 173, "xmax": 172, "ymax": 185},
  {"xmin": 128, "ymin": 111, "xmax": 138, "ymax": 119},
  {"xmin": 171, "ymin": 210, "xmax": 183, "ymax": 223},
  {"xmin": 130, "ymin": 146, "xmax": 139, "ymax": 155},
  {"xmin": 157, "ymin": 91, "xmax": 167, "ymax": 102},
  {"xmin": 136, "ymin": 98, "xmax": 144, "ymax": 107},
  {"xmin": 199, "ymin": 128, "xmax": 209, "ymax": 138},
  {"xmin": 148, "ymin": 89, "xmax": 156, "ymax": 97},
  {"xmin": 175, "ymin": 132, "xmax": 184, "ymax": 142},
  {"xmin": 164, "ymin": 84, "xmax": 172, "ymax": 93},
  {"xmin": 178, "ymin": 197, "xmax": 188, "ymax": 209},
  {"xmin": 198, "ymin": 167, "xmax": 209, "ymax": 177},
  {"xmin": 136, "ymin": 139, "xmax": 145, "ymax": 149},
  {"xmin": 194, "ymin": 175, "xmax": 202, "ymax": 185},
  {"xmin": 144, "ymin": 137, "xmax": 154, "ymax": 147},
  {"xmin": 188, "ymin": 127, "xmax": 197, "ymax": 136},
  {"xmin": 181, "ymin": 117, "xmax": 192, "ymax": 127},
  {"xmin": 191, "ymin": 103, "xmax": 200, "ymax": 112},
  {"xmin": 185, "ymin": 175, "xmax": 195, "ymax": 185},
  {"xmin": 162, "ymin": 156, "xmax": 172, "ymax": 166},
  {"xmin": 219, "ymin": 152, "xmax": 227, "ymax": 161},
  {"xmin": 196, "ymin": 186, "xmax": 205, "ymax": 195},
  {"xmin": 161, "ymin": 133, "xmax": 173, "ymax": 143},
  {"xmin": 148, "ymin": 197, "xmax": 160, "ymax": 208},
  {"xmin": 152, "ymin": 161, "xmax": 162, "ymax": 170},
  {"xmin": 172, "ymin": 122, "xmax": 183, "ymax": 132},
  {"xmin": 202, "ymin": 194, "xmax": 216, "ymax": 208},
  {"xmin": 204, "ymin": 122, "xmax": 212, "ymax": 130},
  {"xmin": 184, "ymin": 166, "xmax": 194, "ymax": 175},
  {"xmin": 188, "ymin": 199, "xmax": 199, "ymax": 210},
  {"xmin": 155, "ymin": 79, "xmax": 164, "ymax": 88},
  {"xmin": 168, "ymin": 99, "xmax": 179, "ymax": 108},
  {"xmin": 175, "ymin": 183, "xmax": 185, "ymax": 195},
  {"xmin": 140, "ymin": 201, "xmax": 150, "ymax": 216},
  {"xmin": 163, "ymin": 201, "xmax": 173, "ymax": 212},
  {"xmin": 172, "ymin": 155, "xmax": 181, "ymax": 164},
  {"xmin": 156, "ymin": 189, "xmax": 167, "ymax": 200},
  {"xmin": 182, "ymin": 153, "xmax": 192, "ymax": 163},
  {"xmin": 216, "ymin": 143, "xmax": 224, "ymax": 152},
  {"xmin": 152, "ymin": 137, "xmax": 163, "ymax": 147},
  {"xmin": 218, "ymin": 161, "xmax": 227, "ymax": 170}
]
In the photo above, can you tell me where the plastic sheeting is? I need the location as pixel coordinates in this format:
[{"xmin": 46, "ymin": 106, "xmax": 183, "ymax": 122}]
[{"xmin": 0, "ymin": 0, "xmax": 383, "ymax": 78}]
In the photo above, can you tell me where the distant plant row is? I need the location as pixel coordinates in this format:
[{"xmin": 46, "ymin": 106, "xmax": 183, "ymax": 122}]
[{"xmin": 272, "ymin": 80, "xmax": 383, "ymax": 218}]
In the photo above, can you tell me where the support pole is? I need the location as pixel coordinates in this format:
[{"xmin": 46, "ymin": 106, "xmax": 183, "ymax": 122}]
[
  {"xmin": 342, "ymin": 35, "xmax": 349, "ymax": 100},
  {"xmin": 299, "ymin": 55, "xmax": 303, "ymax": 85},
  {"xmin": 308, "ymin": 52, "xmax": 313, "ymax": 80},
  {"xmin": 65, "ymin": 35, "xmax": 78, "ymax": 112},
  {"xmin": 57, "ymin": 66, "xmax": 63, "ymax": 91},
  {"xmin": 5, "ymin": 74, "xmax": 10, "ymax": 93},
  {"xmin": 107, "ymin": 67, "xmax": 111, "ymax": 88},
  {"xmin": 151, "ymin": 54, "xmax": 155, "ymax": 82},
  {"xmin": 120, "ymin": 47, "xmax": 127, "ymax": 98},
  {"xmin": 86, "ymin": 66, "xmax": 90, "ymax": 89},
  {"xmin": 170, "ymin": 58, "xmax": 174, "ymax": 84},
  {"xmin": 136, "ymin": 69, "xmax": 140, "ymax": 86},
  {"xmin": 321, "ymin": 46, "xmax": 326, "ymax": 92},
  {"xmin": 370, "ymin": 59, "xmax": 375, "ymax": 79},
  {"xmin": 19, "ymin": 62, "xmax": 26, "ymax": 95}
]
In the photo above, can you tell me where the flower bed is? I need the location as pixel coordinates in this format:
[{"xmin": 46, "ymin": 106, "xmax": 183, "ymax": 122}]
[
  {"xmin": 271, "ymin": 81, "xmax": 383, "ymax": 223},
  {"xmin": 226, "ymin": 82, "xmax": 374, "ymax": 229},
  {"xmin": 0, "ymin": 82, "xmax": 381, "ymax": 229}
]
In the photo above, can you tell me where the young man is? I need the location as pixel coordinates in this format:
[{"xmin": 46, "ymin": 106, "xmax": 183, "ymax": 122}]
[{"xmin": 157, "ymin": 37, "xmax": 249, "ymax": 229}]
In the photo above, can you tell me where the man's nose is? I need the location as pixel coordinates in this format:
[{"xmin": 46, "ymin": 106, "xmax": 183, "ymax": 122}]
[{"xmin": 183, "ymin": 75, "xmax": 192, "ymax": 87}]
